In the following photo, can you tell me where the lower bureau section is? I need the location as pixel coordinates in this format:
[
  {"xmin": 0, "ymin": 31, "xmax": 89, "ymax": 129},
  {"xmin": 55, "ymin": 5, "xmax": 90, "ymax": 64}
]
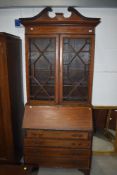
[
  {"xmin": 24, "ymin": 147, "xmax": 90, "ymax": 169},
  {"xmin": 24, "ymin": 157, "xmax": 89, "ymax": 169},
  {"xmin": 23, "ymin": 106, "xmax": 93, "ymax": 175},
  {"xmin": 24, "ymin": 139, "xmax": 90, "ymax": 149},
  {"xmin": 24, "ymin": 147, "xmax": 90, "ymax": 159}
]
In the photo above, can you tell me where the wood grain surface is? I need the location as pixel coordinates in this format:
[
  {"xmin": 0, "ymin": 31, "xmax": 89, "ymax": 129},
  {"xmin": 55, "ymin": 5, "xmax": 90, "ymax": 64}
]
[{"xmin": 23, "ymin": 106, "xmax": 92, "ymax": 130}]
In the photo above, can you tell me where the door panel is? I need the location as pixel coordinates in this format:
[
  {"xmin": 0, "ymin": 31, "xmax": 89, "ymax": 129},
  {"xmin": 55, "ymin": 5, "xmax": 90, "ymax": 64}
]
[
  {"xmin": 0, "ymin": 97, "xmax": 6, "ymax": 159},
  {"xmin": 28, "ymin": 34, "xmax": 94, "ymax": 104},
  {"xmin": 60, "ymin": 35, "xmax": 93, "ymax": 104},
  {"xmin": 0, "ymin": 42, "xmax": 7, "ymax": 161},
  {"xmin": 28, "ymin": 36, "xmax": 58, "ymax": 103},
  {"xmin": 0, "ymin": 39, "xmax": 13, "ymax": 162}
]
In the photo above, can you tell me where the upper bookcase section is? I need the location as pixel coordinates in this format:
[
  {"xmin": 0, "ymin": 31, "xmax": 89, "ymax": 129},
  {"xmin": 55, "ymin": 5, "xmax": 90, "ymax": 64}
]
[{"xmin": 20, "ymin": 7, "xmax": 100, "ymax": 27}]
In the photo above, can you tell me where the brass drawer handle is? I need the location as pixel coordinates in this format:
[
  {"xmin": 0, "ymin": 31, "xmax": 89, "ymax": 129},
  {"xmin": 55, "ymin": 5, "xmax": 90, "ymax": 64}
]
[
  {"xmin": 28, "ymin": 132, "xmax": 43, "ymax": 137},
  {"xmin": 72, "ymin": 142, "xmax": 82, "ymax": 146},
  {"xmin": 72, "ymin": 143, "xmax": 76, "ymax": 146},
  {"xmin": 72, "ymin": 134, "xmax": 83, "ymax": 137}
]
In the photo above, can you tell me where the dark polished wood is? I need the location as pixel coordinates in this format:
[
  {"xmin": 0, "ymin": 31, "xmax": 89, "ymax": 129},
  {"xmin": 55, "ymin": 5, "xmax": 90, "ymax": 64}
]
[
  {"xmin": 0, "ymin": 33, "xmax": 24, "ymax": 163},
  {"xmin": 20, "ymin": 7, "xmax": 100, "ymax": 175},
  {"xmin": 0, "ymin": 165, "xmax": 28, "ymax": 175}
]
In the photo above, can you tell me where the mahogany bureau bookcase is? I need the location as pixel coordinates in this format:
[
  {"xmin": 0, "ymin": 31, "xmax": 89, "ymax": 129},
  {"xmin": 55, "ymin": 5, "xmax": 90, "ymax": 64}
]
[{"xmin": 20, "ymin": 7, "xmax": 100, "ymax": 175}]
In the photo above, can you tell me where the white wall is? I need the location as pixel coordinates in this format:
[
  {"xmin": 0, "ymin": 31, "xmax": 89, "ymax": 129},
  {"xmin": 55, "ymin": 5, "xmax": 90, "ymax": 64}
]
[{"xmin": 0, "ymin": 7, "xmax": 117, "ymax": 106}]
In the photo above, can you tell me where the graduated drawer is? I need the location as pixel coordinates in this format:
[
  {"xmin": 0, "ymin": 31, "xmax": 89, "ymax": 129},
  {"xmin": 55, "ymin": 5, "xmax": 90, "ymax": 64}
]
[
  {"xmin": 24, "ymin": 147, "xmax": 90, "ymax": 159},
  {"xmin": 25, "ymin": 130, "xmax": 89, "ymax": 140},
  {"xmin": 24, "ymin": 138, "xmax": 91, "ymax": 149},
  {"xmin": 24, "ymin": 156, "xmax": 89, "ymax": 168}
]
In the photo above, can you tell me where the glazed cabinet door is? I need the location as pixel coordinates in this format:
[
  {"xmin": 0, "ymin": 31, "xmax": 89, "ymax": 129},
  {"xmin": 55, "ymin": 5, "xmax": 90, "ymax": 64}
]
[
  {"xmin": 27, "ymin": 34, "xmax": 94, "ymax": 105},
  {"xmin": 60, "ymin": 35, "xmax": 94, "ymax": 104},
  {"xmin": 26, "ymin": 35, "xmax": 59, "ymax": 104}
]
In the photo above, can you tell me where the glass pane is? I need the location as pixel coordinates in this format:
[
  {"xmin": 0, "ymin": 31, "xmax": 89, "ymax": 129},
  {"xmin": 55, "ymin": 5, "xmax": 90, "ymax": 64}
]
[
  {"xmin": 29, "ymin": 38, "xmax": 56, "ymax": 100},
  {"xmin": 63, "ymin": 38, "xmax": 91, "ymax": 102}
]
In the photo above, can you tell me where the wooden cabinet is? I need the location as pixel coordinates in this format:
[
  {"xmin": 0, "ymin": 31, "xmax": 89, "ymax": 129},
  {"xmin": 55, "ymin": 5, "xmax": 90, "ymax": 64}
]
[
  {"xmin": 20, "ymin": 7, "xmax": 100, "ymax": 175},
  {"xmin": 0, "ymin": 33, "xmax": 24, "ymax": 163},
  {"xmin": 23, "ymin": 106, "xmax": 92, "ymax": 174}
]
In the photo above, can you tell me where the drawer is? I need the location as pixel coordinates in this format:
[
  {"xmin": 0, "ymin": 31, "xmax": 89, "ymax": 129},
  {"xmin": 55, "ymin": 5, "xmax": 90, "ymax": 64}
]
[
  {"xmin": 24, "ymin": 147, "xmax": 90, "ymax": 158},
  {"xmin": 24, "ymin": 138, "xmax": 91, "ymax": 149},
  {"xmin": 24, "ymin": 147, "xmax": 90, "ymax": 159},
  {"xmin": 25, "ymin": 130, "xmax": 89, "ymax": 140},
  {"xmin": 24, "ymin": 156, "xmax": 89, "ymax": 168}
]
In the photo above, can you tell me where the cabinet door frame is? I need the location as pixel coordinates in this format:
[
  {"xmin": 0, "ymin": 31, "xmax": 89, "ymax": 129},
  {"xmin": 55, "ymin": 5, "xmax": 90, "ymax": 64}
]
[
  {"xmin": 26, "ymin": 34, "xmax": 95, "ymax": 105},
  {"xmin": 0, "ymin": 37, "xmax": 14, "ymax": 162},
  {"xmin": 26, "ymin": 34, "xmax": 59, "ymax": 105},
  {"xmin": 59, "ymin": 34, "xmax": 95, "ymax": 105}
]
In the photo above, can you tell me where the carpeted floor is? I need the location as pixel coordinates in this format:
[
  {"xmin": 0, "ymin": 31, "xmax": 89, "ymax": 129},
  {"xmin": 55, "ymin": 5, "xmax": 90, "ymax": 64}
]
[
  {"xmin": 92, "ymin": 135, "xmax": 114, "ymax": 152},
  {"xmin": 91, "ymin": 155, "xmax": 117, "ymax": 175},
  {"xmin": 31, "ymin": 155, "xmax": 117, "ymax": 175},
  {"xmin": 92, "ymin": 130, "xmax": 115, "ymax": 152}
]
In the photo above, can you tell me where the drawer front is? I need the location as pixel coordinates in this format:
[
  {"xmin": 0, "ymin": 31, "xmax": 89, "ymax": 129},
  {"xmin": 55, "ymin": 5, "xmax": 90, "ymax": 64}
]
[
  {"xmin": 24, "ymin": 156, "xmax": 89, "ymax": 168},
  {"xmin": 24, "ymin": 147, "xmax": 90, "ymax": 159},
  {"xmin": 24, "ymin": 138, "xmax": 91, "ymax": 149},
  {"xmin": 26, "ymin": 130, "xmax": 89, "ymax": 140}
]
